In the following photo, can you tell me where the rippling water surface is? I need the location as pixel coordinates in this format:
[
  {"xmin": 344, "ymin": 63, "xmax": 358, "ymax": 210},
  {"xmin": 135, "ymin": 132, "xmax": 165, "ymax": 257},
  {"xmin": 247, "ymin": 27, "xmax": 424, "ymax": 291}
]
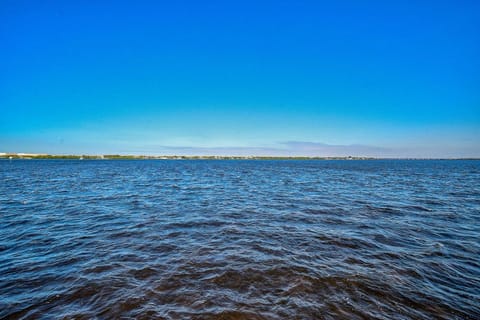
[{"xmin": 1, "ymin": 160, "xmax": 479, "ymax": 319}]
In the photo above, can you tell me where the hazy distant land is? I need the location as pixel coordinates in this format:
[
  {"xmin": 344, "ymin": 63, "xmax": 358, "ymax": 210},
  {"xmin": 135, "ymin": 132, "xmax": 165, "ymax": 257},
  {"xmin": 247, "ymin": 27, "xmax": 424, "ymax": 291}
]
[
  {"xmin": 0, "ymin": 153, "xmax": 375, "ymax": 160},
  {"xmin": 1, "ymin": 153, "xmax": 478, "ymax": 160}
]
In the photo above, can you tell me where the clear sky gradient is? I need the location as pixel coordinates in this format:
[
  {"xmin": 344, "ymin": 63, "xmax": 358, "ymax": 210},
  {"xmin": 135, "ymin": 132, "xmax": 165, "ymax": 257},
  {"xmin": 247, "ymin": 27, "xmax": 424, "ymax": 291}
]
[{"xmin": 1, "ymin": 1, "xmax": 479, "ymax": 157}]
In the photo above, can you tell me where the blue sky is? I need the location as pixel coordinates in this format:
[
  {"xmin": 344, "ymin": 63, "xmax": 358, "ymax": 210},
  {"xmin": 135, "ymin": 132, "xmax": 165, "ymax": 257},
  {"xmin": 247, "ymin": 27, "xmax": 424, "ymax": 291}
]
[{"xmin": 1, "ymin": 1, "xmax": 479, "ymax": 157}]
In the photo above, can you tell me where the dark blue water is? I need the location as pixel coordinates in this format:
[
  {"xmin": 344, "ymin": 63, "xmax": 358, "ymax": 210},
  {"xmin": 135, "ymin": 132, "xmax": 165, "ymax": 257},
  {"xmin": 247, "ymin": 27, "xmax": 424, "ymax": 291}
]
[{"xmin": 1, "ymin": 160, "xmax": 479, "ymax": 319}]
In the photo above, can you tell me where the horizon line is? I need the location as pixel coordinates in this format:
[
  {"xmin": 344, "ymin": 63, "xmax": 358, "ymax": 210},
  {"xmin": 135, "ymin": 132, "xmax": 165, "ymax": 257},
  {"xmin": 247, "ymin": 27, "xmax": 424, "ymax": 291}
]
[{"xmin": 1, "ymin": 152, "xmax": 479, "ymax": 160}]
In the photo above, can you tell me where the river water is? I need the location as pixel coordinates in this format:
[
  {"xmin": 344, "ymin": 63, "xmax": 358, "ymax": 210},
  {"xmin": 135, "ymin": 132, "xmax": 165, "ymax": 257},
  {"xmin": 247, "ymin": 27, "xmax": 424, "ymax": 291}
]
[{"xmin": 1, "ymin": 160, "xmax": 479, "ymax": 319}]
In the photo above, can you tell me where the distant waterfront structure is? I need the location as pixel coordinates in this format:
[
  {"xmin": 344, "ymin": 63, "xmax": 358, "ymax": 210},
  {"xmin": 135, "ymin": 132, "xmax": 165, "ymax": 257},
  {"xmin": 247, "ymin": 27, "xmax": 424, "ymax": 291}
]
[{"xmin": 1, "ymin": 153, "xmax": 476, "ymax": 160}]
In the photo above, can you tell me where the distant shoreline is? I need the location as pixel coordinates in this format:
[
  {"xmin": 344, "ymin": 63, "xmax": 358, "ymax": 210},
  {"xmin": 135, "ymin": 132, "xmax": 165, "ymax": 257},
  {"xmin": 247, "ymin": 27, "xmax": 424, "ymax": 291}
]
[{"xmin": 0, "ymin": 154, "xmax": 478, "ymax": 160}]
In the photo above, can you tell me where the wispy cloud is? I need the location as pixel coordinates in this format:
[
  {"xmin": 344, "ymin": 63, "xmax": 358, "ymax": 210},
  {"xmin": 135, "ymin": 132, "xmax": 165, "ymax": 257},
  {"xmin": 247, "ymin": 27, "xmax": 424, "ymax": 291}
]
[
  {"xmin": 129, "ymin": 141, "xmax": 393, "ymax": 157},
  {"xmin": 122, "ymin": 141, "xmax": 480, "ymax": 158},
  {"xmin": 281, "ymin": 141, "xmax": 391, "ymax": 157},
  {"xmin": 3, "ymin": 137, "xmax": 479, "ymax": 158}
]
